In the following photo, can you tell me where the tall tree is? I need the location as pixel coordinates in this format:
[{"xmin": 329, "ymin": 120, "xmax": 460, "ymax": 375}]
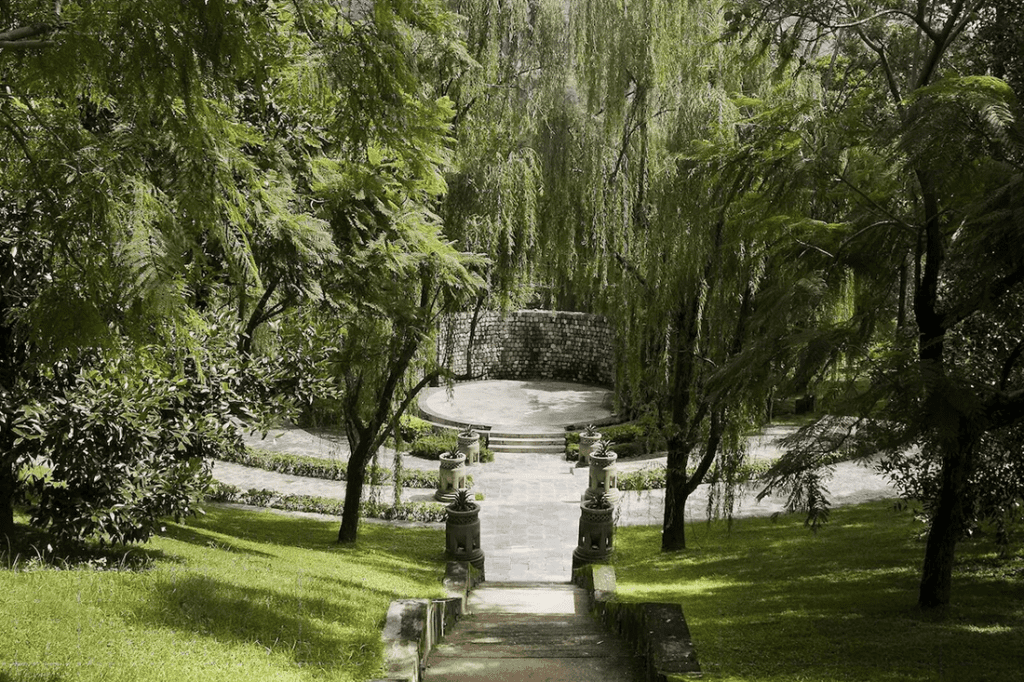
[
  {"xmin": 733, "ymin": 0, "xmax": 1024, "ymax": 608},
  {"xmin": 0, "ymin": 0, "xmax": 287, "ymax": 538}
]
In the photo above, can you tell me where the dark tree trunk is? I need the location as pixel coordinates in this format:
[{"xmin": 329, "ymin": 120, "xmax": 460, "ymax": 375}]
[
  {"xmin": 918, "ymin": 429, "xmax": 977, "ymax": 609},
  {"xmin": 0, "ymin": 457, "xmax": 15, "ymax": 538},
  {"xmin": 662, "ymin": 410, "xmax": 724, "ymax": 552},
  {"xmin": 661, "ymin": 437, "xmax": 690, "ymax": 551},
  {"xmin": 338, "ymin": 443, "xmax": 371, "ymax": 544}
]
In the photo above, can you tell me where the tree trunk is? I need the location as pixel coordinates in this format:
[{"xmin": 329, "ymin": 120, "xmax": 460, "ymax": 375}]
[
  {"xmin": 918, "ymin": 429, "xmax": 977, "ymax": 608},
  {"xmin": 661, "ymin": 436, "xmax": 690, "ymax": 551},
  {"xmin": 337, "ymin": 442, "xmax": 371, "ymax": 544},
  {"xmin": 0, "ymin": 457, "xmax": 15, "ymax": 538}
]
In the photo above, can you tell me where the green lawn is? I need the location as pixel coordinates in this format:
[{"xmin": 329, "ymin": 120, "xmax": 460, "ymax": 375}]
[
  {"xmin": 1, "ymin": 505, "xmax": 446, "ymax": 682},
  {"xmin": 613, "ymin": 501, "xmax": 1024, "ymax": 682}
]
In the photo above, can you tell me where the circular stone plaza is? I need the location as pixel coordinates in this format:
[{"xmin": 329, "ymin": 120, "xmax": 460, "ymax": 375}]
[{"xmin": 417, "ymin": 379, "xmax": 616, "ymax": 432}]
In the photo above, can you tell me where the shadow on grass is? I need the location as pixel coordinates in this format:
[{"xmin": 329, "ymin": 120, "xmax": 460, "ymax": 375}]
[
  {"xmin": 130, "ymin": 571, "xmax": 381, "ymax": 672},
  {"xmin": 2, "ymin": 515, "xmax": 172, "ymax": 571},
  {"xmin": 613, "ymin": 501, "xmax": 1024, "ymax": 682},
  {"xmin": 174, "ymin": 504, "xmax": 442, "ymax": 555}
]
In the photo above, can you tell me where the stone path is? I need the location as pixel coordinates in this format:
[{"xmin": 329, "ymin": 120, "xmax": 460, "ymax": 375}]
[
  {"xmin": 423, "ymin": 583, "xmax": 644, "ymax": 682},
  {"xmin": 221, "ymin": 419, "xmax": 898, "ymax": 583}
]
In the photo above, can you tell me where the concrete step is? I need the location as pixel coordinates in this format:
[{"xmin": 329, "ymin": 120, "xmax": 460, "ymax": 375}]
[
  {"xmin": 487, "ymin": 433, "xmax": 567, "ymax": 455},
  {"xmin": 488, "ymin": 430, "xmax": 566, "ymax": 440},
  {"xmin": 424, "ymin": 583, "xmax": 644, "ymax": 682},
  {"xmin": 488, "ymin": 443, "xmax": 566, "ymax": 455},
  {"xmin": 488, "ymin": 435, "xmax": 565, "ymax": 447}
]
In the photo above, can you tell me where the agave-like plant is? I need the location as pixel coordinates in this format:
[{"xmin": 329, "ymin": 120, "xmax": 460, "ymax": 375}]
[
  {"xmin": 590, "ymin": 439, "xmax": 614, "ymax": 457},
  {"xmin": 588, "ymin": 492, "xmax": 613, "ymax": 509},
  {"xmin": 459, "ymin": 425, "xmax": 476, "ymax": 438},
  {"xmin": 449, "ymin": 488, "xmax": 476, "ymax": 512},
  {"xmin": 582, "ymin": 424, "xmax": 599, "ymax": 437}
]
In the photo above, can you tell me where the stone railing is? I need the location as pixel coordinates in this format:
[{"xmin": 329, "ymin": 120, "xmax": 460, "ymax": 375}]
[
  {"xmin": 438, "ymin": 310, "xmax": 614, "ymax": 386},
  {"xmin": 573, "ymin": 564, "xmax": 701, "ymax": 681},
  {"xmin": 371, "ymin": 561, "xmax": 480, "ymax": 682}
]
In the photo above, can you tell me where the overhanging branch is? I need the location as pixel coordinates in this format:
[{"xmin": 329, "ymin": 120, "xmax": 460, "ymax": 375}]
[{"xmin": 0, "ymin": 23, "xmax": 55, "ymax": 49}]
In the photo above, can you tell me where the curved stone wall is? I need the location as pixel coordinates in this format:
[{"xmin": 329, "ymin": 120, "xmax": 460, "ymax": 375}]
[{"xmin": 439, "ymin": 310, "xmax": 614, "ymax": 386}]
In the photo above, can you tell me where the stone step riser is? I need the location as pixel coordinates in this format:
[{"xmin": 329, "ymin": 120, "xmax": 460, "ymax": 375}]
[
  {"xmin": 488, "ymin": 437, "xmax": 565, "ymax": 446},
  {"xmin": 489, "ymin": 446, "xmax": 565, "ymax": 455},
  {"xmin": 487, "ymin": 432, "xmax": 566, "ymax": 440}
]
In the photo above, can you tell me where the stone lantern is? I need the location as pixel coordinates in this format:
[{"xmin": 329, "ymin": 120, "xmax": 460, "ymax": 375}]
[
  {"xmin": 572, "ymin": 494, "xmax": 614, "ymax": 571},
  {"xmin": 457, "ymin": 427, "xmax": 481, "ymax": 465},
  {"xmin": 584, "ymin": 441, "xmax": 620, "ymax": 505},
  {"xmin": 435, "ymin": 451, "xmax": 467, "ymax": 503},
  {"xmin": 445, "ymin": 489, "xmax": 485, "ymax": 578}
]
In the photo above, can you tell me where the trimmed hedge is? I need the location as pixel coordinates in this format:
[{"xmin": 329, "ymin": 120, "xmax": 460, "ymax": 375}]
[
  {"xmin": 205, "ymin": 482, "xmax": 448, "ymax": 522},
  {"xmin": 216, "ymin": 447, "xmax": 442, "ymax": 488},
  {"xmin": 409, "ymin": 433, "xmax": 459, "ymax": 460},
  {"xmin": 565, "ymin": 422, "xmax": 667, "ymax": 460},
  {"xmin": 617, "ymin": 460, "xmax": 777, "ymax": 491}
]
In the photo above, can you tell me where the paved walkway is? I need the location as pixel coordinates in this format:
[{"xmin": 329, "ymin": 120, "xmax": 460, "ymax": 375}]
[{"xmin": 219, "ymin": 381, "xmax": 898, "ymax": 582}]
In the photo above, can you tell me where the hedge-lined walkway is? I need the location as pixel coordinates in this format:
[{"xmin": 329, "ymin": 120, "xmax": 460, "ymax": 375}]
[{"xmin": 212, "ymin": 422, "xmax": 897, "ymax": 582}]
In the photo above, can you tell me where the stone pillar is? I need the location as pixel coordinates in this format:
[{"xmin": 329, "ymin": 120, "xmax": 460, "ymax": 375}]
[
  {"xmin": 579, "ymin": 431, "xmax": 602, "ymax": 466},
  {"xmin": 457, "ymin": 430, "xmax": 480, "ymax": 465},
  {"xmin": 584, "ymin": 448, "xmax": 620, "ymax": 504},
  {"xmin": 445, "ymin": 504, "xmax": 485, "ymax": 579},
  {"xmin": 571, "ymin": 500, "xmax": 614, "ymax": 571},
  {"xmin": 435, "ymin": 452, "xmax": 467, "ymax": 503}
]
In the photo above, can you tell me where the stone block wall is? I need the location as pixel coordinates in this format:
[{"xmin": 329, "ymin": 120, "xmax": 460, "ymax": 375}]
[{"xmin": 438, "ymin": 310, "xmax": 614, "ymax": 386}]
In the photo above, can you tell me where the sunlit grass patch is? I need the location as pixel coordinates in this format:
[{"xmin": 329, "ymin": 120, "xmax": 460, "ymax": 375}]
[
  {"xmin": 2, "ymin": 505, "xmax": 446, "ymax": 682},
  {"xmin": 614, "ymin": 501, "xmax": 1024, "ymax": 682}
]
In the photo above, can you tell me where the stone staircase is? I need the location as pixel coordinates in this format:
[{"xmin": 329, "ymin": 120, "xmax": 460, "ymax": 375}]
[
  {"xmin": 486, "ymin": 431, "xmax": 566, "ymax": 456},
  {"xmin": 424, "ymin": 582, "xmax": 644, "ymax": 682}
]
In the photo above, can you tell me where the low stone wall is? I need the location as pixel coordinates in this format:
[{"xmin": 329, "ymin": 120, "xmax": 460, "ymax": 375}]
[
  {"xmin": 372, "ymin": 562, "xmax": 480, "ymax": 682},
  {"xmin": 439, "ymin": 310, "xmax": 614, "ymax": 386},
  {"xmin": 573, "ymin": 565, "xmax": 701, "ymax": 680}
]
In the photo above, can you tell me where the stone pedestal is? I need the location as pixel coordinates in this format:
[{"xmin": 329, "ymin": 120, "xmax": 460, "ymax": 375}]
[
  {"xmin": 572, "ymin": 500, "xmax": 614, "ymax": 571},
  {"xmin": 579, "ymin": 432, "xmax": 602, "ymax": 465},
  {"xmin": 445, "ymin": 504, "xmax": 485, "ymax": 578},
  {"xmin": 435, "ymin": 452, "xmax": 467, "ymax": 502},
  {"xmin": 457, "ymin": 430, "xmax": 480, "ymax": 465},
  {"xmin": 584, "ymin": 448, "xmax": 620, "ymax": 504}
]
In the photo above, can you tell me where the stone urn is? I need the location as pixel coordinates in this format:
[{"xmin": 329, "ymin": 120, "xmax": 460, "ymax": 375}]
[
  {"xmin": 579, "ymin": 426, "xmax": 602, "ymax": 466},
  {"xmin": 572, "ymin": 495, "xmax": 615, "ymax": 571},
  {"xmin": 445, "ymin": 490, "xmax": 485, "ymax": 578},
  {"xmin": 435, "ymin": 451, "xmax": 467, "ymax": 503},
  {"xmin": 458, "ymin": 428, "xmax": 481, "ymax": 466},
  {"xmin": 584, "ymin": 441, "xmax": 620, "ymax": 505}
]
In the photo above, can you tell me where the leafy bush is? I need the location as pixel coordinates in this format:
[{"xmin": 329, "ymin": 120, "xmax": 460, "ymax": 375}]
[
  {"xmin": 409, "ymin": 432, "xmax": 459, "ymax": 460},
  {"xmin": 619, "ymin": 468, "xmax": 668, "ymax": 491},
  {"xmin": 13, "ymin": 348, "xmax": 252, "ymax": 545},
  {"xmin": 602, "ymin": 423, "xmax": 647, "ymax": 443},
  {"xmin": 398, "ymin": 414, "xmax": 435, "ymax": 443},
  {"xmin": 480, "ymin": 447, "xmax": 495, "ymax": 463},
  {"xmin": 610, "ymin": 441, "xmax": 646, "ymax": 459},
  {"xmin": 565, "ymin": 443, "xmax": 580, "ymax": 461}
]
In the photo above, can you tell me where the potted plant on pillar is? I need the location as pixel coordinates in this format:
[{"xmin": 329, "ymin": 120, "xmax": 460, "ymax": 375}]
[
  {"xmin": 435, "ymin": 451, "xmax": 467, "ymax": 502},
  {"xmin": 572, "ymin": 492, "xmax": 615, "ymax": 571},
  {"xmin": 584, "ymin": 440, "xmax": 620, "ymax": 504},
  {"xmin": 457, "ymin": 426, "xmax": 481, "ymax": 465},
  {"xmin": 579, "ymin": 424, "xmax": 601, "ymax": 466},
  {"xmin": 445, "ymin": 489, "xmax": 485, "ymax": 578}
]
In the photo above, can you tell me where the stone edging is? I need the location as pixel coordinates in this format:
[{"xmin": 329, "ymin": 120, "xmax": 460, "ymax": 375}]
[
  {"xmin": 573, "ymin": 564, "xmax": 702, "ymax": 680},
  {"xmin": 369, "ymin": 561, "xmax": 481, "ymax": 682}
]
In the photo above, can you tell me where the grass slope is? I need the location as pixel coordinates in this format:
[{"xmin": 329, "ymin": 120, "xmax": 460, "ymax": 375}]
[
  {"xmin": 613, "ymin": 501, "xmax": 1024, "ymax": 682},
  {"xmin": 1, "ymin": 506, "xmax": 446, "ymax": 682}
]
